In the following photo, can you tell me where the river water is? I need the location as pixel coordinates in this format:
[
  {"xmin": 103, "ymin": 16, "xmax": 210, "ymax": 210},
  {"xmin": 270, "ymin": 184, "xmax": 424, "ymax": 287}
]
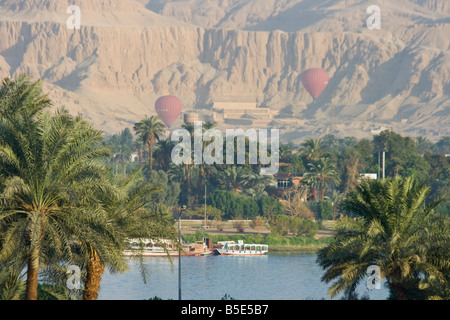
[{"xmin": 98, "ymin": 252, "xmax": 390, "ymax": 300}]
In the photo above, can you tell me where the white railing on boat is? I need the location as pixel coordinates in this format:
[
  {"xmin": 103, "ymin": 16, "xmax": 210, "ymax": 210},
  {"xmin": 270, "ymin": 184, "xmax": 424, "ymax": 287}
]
[{"xmin": 221, "ymin": 242, "xmax": 268, "ymax": 253}]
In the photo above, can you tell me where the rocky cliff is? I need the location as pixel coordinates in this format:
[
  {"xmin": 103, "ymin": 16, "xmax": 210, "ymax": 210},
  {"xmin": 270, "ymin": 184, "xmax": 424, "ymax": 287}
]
[{"xmin": 0, "ymin": 0, "xmax": 448, "ymax": 141}]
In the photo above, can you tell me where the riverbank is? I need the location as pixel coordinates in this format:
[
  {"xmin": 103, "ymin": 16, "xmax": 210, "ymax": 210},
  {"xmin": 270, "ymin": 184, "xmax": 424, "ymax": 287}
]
[{"xmin": 179, "ymin": 219, "xmax": 335, "ymax": 252}]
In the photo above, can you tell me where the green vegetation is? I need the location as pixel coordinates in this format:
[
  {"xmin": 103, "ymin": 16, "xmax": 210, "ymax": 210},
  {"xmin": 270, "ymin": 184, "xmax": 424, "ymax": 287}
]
[
  {"xmin": 182, "ymin": 231, "xmax": 332, "ymax": 251},
  {"xmin": 317, "ymin": 176, "xmax": 450, "ymax": 300},
  {"xmin": 0, "ymin": 75, "xmax": 176, "ymax": 300},
  {"xmin": 1, "ymin": 74, "xmax": 449, "ymax": 300}
]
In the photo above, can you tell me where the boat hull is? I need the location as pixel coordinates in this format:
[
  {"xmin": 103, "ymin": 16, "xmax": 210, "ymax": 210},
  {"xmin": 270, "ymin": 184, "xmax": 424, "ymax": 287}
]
[
  {"xmin": 216, "ymin": 250, "xmax": 266, "ymax": 256},
  {"xmin": 123, "ymin": 249, "xmax": 216, "ymax": 257}
]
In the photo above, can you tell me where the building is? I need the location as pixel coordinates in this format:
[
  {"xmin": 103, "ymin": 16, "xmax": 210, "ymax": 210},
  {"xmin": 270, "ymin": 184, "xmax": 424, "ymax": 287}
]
[
  {"xmin": 211, "ymin": 100, "xmax": 280, "ymax": 126},
  {"xmin": 274, "ymin": 170, "xmax": 302, "ymax": 189}
]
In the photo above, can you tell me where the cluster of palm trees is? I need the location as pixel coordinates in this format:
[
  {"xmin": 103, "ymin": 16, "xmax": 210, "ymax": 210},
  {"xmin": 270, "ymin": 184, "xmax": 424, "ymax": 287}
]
[
  {"xmin": 0, "ymin": 75, "xmax": 177, "ymax": 300},
  {"xmin": 129, "ymin": 117, "xmax": 278, "ymax": 207},
  {"xmin": 299, "ymin": 138, "xmax": 340, "ymax": 201}
]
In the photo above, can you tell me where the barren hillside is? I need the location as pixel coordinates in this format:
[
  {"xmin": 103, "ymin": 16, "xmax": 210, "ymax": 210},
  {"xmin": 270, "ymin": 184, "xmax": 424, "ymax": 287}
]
[{"xmin": 0, "ymin": 0, "xmax": 448, "ymax": 141}]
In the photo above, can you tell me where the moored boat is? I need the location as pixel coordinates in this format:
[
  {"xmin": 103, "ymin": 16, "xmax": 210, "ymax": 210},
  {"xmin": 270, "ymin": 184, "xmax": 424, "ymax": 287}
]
[
  {"xmin": 123, "ymin": 238, "xmax": 216, "ymax": 257},
  {"xmin": 215, "ymin": 240, "xmax": 268, "ymax": 255}
]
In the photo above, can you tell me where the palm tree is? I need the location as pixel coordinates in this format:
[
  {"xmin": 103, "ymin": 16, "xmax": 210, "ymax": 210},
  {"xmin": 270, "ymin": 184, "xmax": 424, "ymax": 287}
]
[
  {"xmin": 194, "ymin": 121, "xmax": 217, "ymax": 204},
  {"xmin": 109, "ymin": 128, "xmax": 133, "ymax": 174},
  {"xmin": 0, "ymin": 76, "xmax": 111, "ymax": 300},
  {"xmin": 74, "ymin": 170, "xmax": 175, "ymax": 300},
  {"xmin": 0, "ymin": 265, "xmax": 25, "ymax": 300},
  {"xmin": 133, "ymin": 116, "xmax": 166, "ymax": 172},
  {"xmin": 317, "ymin": 176, "xmax": 448, "ymax": 299},
  {"xmin": 132, "ymin": 139, "xmax": 144, "ymax": 168},
  {"xmin": 216, "ymin": 165, "xmax": 253, "ymax": 192},
  {"xmin": 304, "ymin": 157, "xmax": 340, "ymax": 200},
  {"xmin": 154, "ymin": 137, "xmax": 176, "ymax": 171},
  {"xmin": 299, "ymin": 138, "xmax": 323, "ymax": 162}
]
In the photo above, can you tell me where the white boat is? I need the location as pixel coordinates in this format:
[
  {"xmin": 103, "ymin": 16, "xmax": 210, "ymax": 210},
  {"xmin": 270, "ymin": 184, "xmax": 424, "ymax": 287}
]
[
  {"xmin": 123, "ymin": 238, "xmax": 215, "ymax": 257},
  {"xmin": 215, "ymin": 240, "xmax": 268, "ymax": 256},
  {"xmin": 123, "ymin": 239, "xmax": 179, "ymax": 257}
]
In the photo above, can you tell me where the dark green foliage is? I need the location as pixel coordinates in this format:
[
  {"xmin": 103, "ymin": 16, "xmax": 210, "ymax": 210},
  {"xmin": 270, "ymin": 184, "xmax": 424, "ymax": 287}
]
[
  {"xmin": 308, "ymin": 200, "xmax": 333, "ymax": 221},
  {"xmin": 258, "ymin": 196, "xmax": 284, "ymax": 218},
  {"xmin": 207, "ymin": 190, "xmax": 259, "ymax": 219}
]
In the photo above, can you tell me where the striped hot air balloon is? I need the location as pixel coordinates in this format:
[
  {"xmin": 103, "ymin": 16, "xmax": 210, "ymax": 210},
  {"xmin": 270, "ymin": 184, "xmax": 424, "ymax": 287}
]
[
  {"xmin": 154, "ymin": 95, "xmax": 182, "ymax": 127},
  {"xmin": 301, "ymin": 68, "xmax": 329, "ymax": 99}
]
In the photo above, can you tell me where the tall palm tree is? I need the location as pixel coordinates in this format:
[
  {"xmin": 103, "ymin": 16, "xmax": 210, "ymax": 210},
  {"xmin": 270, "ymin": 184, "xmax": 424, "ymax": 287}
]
[
  {"xmin": 180, "ymin": 122, "xmax": 195, "ymax": 205},
  {"xmin": 0, "ymin": 76, "xmax": 111, "ymax": 301},
  {"xmin": 133, "ymin": 116, "xmax": 166, "ymax": 172},
  {"xmin": 194, "ymin": 121, "xmax": 217, "ymax": 204},
  {"xmin": 317, "ymin": 176, "xmax": 448, "ymax": 299},
  {"xmin": 304, "ymin": 157, "xmax": 340, "ymax": 200},
  {"xmin": 74, "ymin": 170, "xmax": 175, "ymax": 300}
]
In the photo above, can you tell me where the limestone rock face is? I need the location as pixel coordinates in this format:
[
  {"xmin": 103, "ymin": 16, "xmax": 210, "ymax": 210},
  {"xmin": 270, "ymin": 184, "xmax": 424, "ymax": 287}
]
[{"xmin": 0, "ymin": 0, "xmax": 448, "ymax": 140}]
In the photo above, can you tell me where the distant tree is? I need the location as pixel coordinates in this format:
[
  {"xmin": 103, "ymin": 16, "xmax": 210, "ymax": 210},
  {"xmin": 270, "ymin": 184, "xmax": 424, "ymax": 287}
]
[
  {"xmin": 436, "ymin": 136, "xmax": 450, "ymax": 154},
  {"xmin": 304, "ymin": 157, "xmax": 340, "ymax": 200},
  {"xmin": 282, "ymin": 185, "xmax": 314, "ymax": 219},
  {"xmin": 216, "ymin": 165, "xmax": 252, "ymax": 192},
  {"xmin": 415, "ymin": 136, "xmax": 434, "ymax": 155},
  {"xmin": 134, "ymin": 116, "xmax": 166, "ymax": 172},
  {"xmin": 154, "ymin": 137, "xmax": 176, "ymax": 171},
  {"xmin": 258, "ymin": 197, "xmax": 283, "ymax": 219},
  {"xmin": 108, "ymin": 128, "xmax": 134, "ymax": 174},
  {"xmin": 299, "ymin": 138, "xmax": 324, "ymax": 162},
  {"xmin": 372, "ymin": 130, "xmax": 430, "ymax": 179}
]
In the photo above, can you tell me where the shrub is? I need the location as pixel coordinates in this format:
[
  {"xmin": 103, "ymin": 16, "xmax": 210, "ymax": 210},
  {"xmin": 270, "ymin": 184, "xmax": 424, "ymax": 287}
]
[
  {"xmin": 269, "ymin": 215, "xmax": 291, "ymax": 235},
  {"xmin": 214, "ymin": 219, "xmax": 225, "ymax": 231},
  {"xmin": 269, "ymin": 215, "xmax": 318, "ymax": 238},
  {"xmin": 232, "ymin": 218, "xmax": 246, "ymax": 232},
  {"xmin": 250, "ymin": 216, "xmax": 265, "ymax": 230},
  {"xmin": 293, "ymin": 217, "xmax": 318, "ymax": 237}
]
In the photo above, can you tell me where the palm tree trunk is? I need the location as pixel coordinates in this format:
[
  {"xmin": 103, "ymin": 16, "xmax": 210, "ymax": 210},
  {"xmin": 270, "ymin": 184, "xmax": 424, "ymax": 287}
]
[
  {"xmin": 310, "ymin": 187, "xmax": 318, "ymax": 201},
  {"xmin": 83, "ymin": 249, "xmax": 105, "ymax": 300},
  {"xmin": 138, "ymin": 149, "xmax": 143, "ymax": 168},
  {"xmin": 195, "ymin": 166, "xmax": 203, "ymax": 205},
  {"xmin": 25, "ymin": 255, "xmax": 40, "ymax": 300},
  {"xmin": 148, "ymin": 140, "xmax": 154, "ymax": 172},
  {"xmin": 320, "ymin": 185, "xmax": 325, "ymax": 200},
  {"xmin": 25, "ymin": 213, "xmax": 45, "ymax": 300},
  {"xmin": 391, "ymin": 283, "xmax": 407, "ymax": 300},
  {"xmin": 186, "ymin": 164, "xmax": 191, "ymax": 205}
]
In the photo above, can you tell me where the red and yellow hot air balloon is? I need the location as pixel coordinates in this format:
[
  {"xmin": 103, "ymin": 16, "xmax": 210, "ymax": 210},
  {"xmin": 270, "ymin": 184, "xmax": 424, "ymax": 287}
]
[
  {"xmin": 154, "ymin": 95, "xmax": 182, "ymax": 127},
  {"xmin": 301, "ymin": 68, "xmax": 329, "ymax": 99}
]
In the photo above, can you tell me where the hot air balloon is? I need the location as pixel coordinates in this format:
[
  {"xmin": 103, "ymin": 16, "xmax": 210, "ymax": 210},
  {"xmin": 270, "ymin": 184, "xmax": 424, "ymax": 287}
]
[
  {"xmin": 154, "ymin": 95, "xmax": 182, "ymax": 127},
  {"xmin": 301, "ymin": 68, "xmax": 329, "ymax": 99}
]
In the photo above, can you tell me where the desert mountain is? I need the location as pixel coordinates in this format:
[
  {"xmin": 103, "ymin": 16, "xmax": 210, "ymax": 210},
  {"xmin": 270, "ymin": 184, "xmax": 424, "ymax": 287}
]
[{"xmin": 0, "ymin": 0, "xmax": 448, "ymax": 142}]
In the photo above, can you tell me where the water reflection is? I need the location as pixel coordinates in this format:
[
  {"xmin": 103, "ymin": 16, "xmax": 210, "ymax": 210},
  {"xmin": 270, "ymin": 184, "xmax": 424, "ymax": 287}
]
[{"xmin": 98, "ymin": 253, "xmax": 389, "ymax": 300}]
